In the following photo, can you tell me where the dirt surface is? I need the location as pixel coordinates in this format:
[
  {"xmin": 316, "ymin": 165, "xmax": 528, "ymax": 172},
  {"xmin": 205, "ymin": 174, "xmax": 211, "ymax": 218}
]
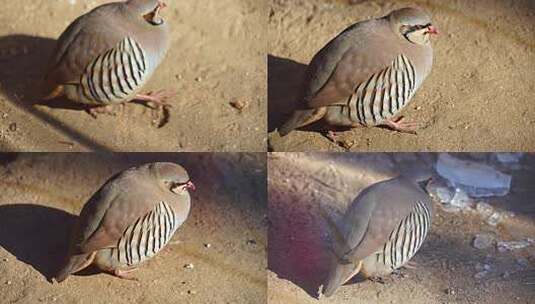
[
  {"xmin": 268, "ymin": 153, "xmax": 535, "ymax": 303},
  {"xmin": 0, "ymin": 153, "xmax": 267, "ymax": 303},
  {"xmin": 268, "ymin": 0, "xmax": 535, "ymax": 152},
  {"xmin": 0, "ymin": 0, "xmax": 267, "ymax": 152}
]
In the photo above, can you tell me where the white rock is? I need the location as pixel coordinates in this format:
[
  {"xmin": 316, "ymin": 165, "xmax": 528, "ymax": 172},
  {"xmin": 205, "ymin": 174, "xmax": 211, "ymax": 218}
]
[
  {"xmin": 473, "ymin": 234, "xmax": 494, "ymax": 249},
  {"xmin": 497, "ymin": 239, "xmax": 534, "ymax": 252},
  {"xmin": 436, "ymin": 154, "xmax": 512, "ymax": 197}
]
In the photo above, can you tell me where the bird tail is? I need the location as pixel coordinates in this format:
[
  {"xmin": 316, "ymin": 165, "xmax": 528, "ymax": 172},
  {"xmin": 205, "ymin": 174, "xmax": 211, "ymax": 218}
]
[
  {"xmin": 322, "ymin": 259, "xmax": 362, "ymax": 297},
  {"xmin": 278, "ymin": 107, "xmax": 326, "ymax": 136},
  {"xmin": 42, "ymin": 85, "xmax": 64, "ymax": 100},
  {"xmin": 55, "ymin": 252, "xmax": 94, "ymax": 283}
]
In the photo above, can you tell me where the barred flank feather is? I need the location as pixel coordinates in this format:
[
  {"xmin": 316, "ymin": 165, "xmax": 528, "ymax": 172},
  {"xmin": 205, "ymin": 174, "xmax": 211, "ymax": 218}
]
[
  {"xmin": 376, "ymin": 200, "xmax": 431, "ymax": 270},
  {"xmin": 114, "ymin": 201, "xmax": 177, "ymax": 266},
  {"xmin": 347, "ymin": 54, "xmax": 416, "ymax": 126},
  {"xmin": 78, "ymin": 37, "xmax": 148, "ymax": 104}
]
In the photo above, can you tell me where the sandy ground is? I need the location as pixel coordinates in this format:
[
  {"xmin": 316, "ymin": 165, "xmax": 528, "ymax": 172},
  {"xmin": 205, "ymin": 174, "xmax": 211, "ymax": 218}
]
[
  {"xmin": 0, "ymin": 0, "xmax": 267, "ymax": 152},
  {"xmin": 268, "ymin": 153, "xmax": 535, "ymax": 303},
  {"xmin": 0, "ymin": 153, "xmax": 267, "ymax": 304},
  {"xmin": 268, "ymin": 0, "xmax": 535, "ymax": 152}
]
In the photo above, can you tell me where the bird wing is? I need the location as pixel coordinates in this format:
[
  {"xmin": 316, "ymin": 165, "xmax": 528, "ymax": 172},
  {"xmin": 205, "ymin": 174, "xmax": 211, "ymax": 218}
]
[
  {"xmin": 303, "ymin": 21, "xmax": 404, "ymax": 109},
  {"xmin": 46, "ymin": 4, "xmax": 127, "ymax": 85},
  {"xmin": 72, "ymin": 171, "xmax": 160, "ymax": 254},
  {"xmin": 338, "ymin": 177, "xmax": 430, "ymax": 262}
]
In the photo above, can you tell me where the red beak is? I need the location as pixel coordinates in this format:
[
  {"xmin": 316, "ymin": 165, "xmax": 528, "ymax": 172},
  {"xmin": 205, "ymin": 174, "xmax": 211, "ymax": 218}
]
[
  {"xmin": 186, "ymin": 180, "xmax": 196, "ymax": 192},
  {"xmin": 426, "ymin": 25, "xmax": 439, "ymax": 35}
]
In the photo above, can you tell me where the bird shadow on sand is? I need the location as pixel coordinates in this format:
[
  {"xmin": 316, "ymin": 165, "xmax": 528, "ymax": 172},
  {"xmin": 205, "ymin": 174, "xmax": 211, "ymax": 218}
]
[
  {"xmin": 0, "ymin": 204, "xmax": 76, "ymax": 282},
  {"xmin": 267, "ymin": 55, "xmax": 308, "ymax": 133},
  {"xmin": 0, "ymin": 34, "xmax": 111, "ymax": 151}
]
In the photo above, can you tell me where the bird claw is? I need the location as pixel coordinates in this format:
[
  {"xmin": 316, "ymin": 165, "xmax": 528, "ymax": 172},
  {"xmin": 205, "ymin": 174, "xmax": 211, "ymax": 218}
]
[
  {"xmin": 383, "ymin": 116, "xmax": 418, "ymax": 134},
  {"xmin": 112, "ymin": 268, "xmax": 139, "ymax": 281},
  {"xmin": 135, "ymin": 89, "xmax": 175, "ymax": 109}
]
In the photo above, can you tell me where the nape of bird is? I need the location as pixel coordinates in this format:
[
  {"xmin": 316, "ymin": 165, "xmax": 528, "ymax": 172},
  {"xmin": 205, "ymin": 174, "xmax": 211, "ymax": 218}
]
[
  {"xmin": 279, "ymin": 7, "xmax": 438, "ymax": 139},
  {"xmin": 322, "ymin": 172, "xmax": 434, "ymax": 297},
  {"xmin": 44, "ymin": 0, "xmax": 172, "ymax": 115},
  {"xmin": 55, "ymin": 162, "xmax": 195, "ymax": 282}
]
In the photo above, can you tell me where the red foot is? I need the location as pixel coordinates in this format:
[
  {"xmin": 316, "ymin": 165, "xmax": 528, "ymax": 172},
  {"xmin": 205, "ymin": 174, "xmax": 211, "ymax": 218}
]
[
  {"xmin": 112, "ymin": 268, "xmax": 139, "ymax": 281},
  {"xmin": 383, "ymin": 116, "xmax": 418, "ymax": 134},
  {"xmin": 135, "ymin": 89, "xmax": 175, "ymax": 108}
]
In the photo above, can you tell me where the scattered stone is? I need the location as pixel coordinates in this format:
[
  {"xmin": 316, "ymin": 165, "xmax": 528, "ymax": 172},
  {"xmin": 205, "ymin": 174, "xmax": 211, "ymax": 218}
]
[
  {"xmin": 476, "ymin": 202, "xmax": 494, "ymax": 218},
  {"xmin": 5, "ymin": 280, "xmax": 11, "ymax": 285},
  {"xmin": 486, "ymin": 212, "xmax": 503, "ymax": 226},
  {"xmin": 246, "ymin": 239, "xmax": 257, "ymax": 246},
  {"xmin": 184, "ymin": 263, "xmax": 194, "ymax": 269},
  {"xmin": 516, "ymin": 257, "xmax": 529, "ymax": 269},
  {"xmin": 2, "ymin": 258, "xmax": 8, "ymax": 262},
  {"xmin": 502, "ymin": 271, "xmax": 510, "ymax": 279},
  {"xmin": 450, "ymin": 188, "xmax": 474, "ymax": 209},
  {"xmin": 187, "ymin": 290, "xmax": 196, "ymax": 295},
  {"xmin": 204, "ymin": 243, "xmax": 211, "ymax": 248},
  {"xmin": 8, "ymin": 122, "xmax": 16, "ymax": 132},
  {"xmin": 229, "ymin": 100, "xmax": 248, "ymax": 112},
  {"xmin": 433, "ymin": 186, "xmax": 454, "ymax": 204},
  {"xmin": 473, "ymin": 234, "xmax": 494, "ymax": 249},
  {"xmin": 497, "ymin": 239, "xmax": 534, "ymax": 252},
  {"xmin": 474, "ymin": 271, "xmax": 488, "ymax": 279},
  {"xmin": 444, "ymin": 287, "xmax": 455, "ymax": 295}
]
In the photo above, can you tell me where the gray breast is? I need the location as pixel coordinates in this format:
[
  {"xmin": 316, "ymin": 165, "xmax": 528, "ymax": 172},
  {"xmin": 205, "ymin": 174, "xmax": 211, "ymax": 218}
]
[
  {"xmin": 112, "ymin": 201, "xmax": 178, "ymax": 267},
  {"xmin": 374, "ymin": 199, "xmax": 431, "ymax": 272},
  {"xmin": 345, "ymin": 54, "xmax": 416, "ymax": 126}
]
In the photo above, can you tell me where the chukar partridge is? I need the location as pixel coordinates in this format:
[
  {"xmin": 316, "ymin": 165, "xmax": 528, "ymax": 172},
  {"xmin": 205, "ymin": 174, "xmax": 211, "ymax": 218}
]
[
  {"xmin": 323, "ymin": 173, "xmax": 433, "ymax": 297},
  {"xmin": 44, "ymin": 0, "xmax": 171, "ymax": 112},
  {"xmin": 279, "ymin": 7, "xmax": 438, "ymax": 137},
  {"xmin": 55, "ymin": 162, "xmax": 194, "ymax": 282}
]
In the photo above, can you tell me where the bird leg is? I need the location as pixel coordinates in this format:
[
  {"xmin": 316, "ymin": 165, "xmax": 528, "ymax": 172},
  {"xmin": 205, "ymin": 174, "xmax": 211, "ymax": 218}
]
[
  {"xmin": 86, "ymin": 104, "xmax": 124, "ymax": 118},
  {"xmin": 382, "ymin": 116, "xmax": 418, "ymax": 134},
  {"xmin": 135, "ymin": 90, "xmax": 175, "ymax": 108},
  {"xmin": 111, "ymin": 268, "xmax": 139, "ymax": 281},
  {"xmin": 402, "ymin": 261, "xmax": 418, "ymax": 269},
  {"xmin": 325, "ymin": 130, "xmax": 338, "ymax": 143}
]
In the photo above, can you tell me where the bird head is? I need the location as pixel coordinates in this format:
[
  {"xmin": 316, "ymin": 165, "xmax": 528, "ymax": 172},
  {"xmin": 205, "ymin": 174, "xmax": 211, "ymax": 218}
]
[
  {"xmin": 389, "ymin": 7, "xmax": 438, "ymax": 46},
  {"xmin": 151, "ymin": 162, "xmax": 196, "ymax": 195},
  {"xmin": 127, "ymin": 0, "xmax": 167, "ymax": 26}
]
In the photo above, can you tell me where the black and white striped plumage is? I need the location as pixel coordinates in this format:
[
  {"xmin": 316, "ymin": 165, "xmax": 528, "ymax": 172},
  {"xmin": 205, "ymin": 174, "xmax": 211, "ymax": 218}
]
[
  {"xmin": 44, "ymin": 0, "xmax": 170, "ymax": 106},
  {"xmin": 113, "ymin": 201, "xmax": 179, "ymax": 267},
  {"xmin": 323, "ymin": 174, "xmax": 434, "ymax": 297},
  {"xmin": 279, "ymin": 7, "xmax": 436, "ymax": 136},
  {"xmin": 365, "ymin": 199, "xmax": 431, "ymax": 275},
  {"xmin": 78, "ymin": 37, "xmax": 148, "ymax": 105},
  {"xmin": 344, "ymin": 54, "xmax": 416, "ymax": 126},
  {"xmin": 56, "ymin": 162, "xmax": 193, "ymax": 282}
]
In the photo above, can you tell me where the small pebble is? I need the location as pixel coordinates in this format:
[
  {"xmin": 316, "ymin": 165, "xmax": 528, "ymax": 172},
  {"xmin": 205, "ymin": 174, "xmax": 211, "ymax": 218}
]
[
  {"xmin": 473, "ymin": 234, "xmax": 494, "ymax": 249},
  {"xmin": 474, "ymin": 271, "xmax": 489, "ymax": 279},
  {"xmin": 8, "ymin": 122, "xmax": 16, "ymax": 132},
  {"xmin": 187, "ymin": 290, "xmax": 196, "ymax": 295},
  {"xmin": 229, "ymin": 100, "xmax": 248, "ymax": 112},
  {"xmin": 246, "ymin": 239, "xmax": 257, "ymax": 246},
  {"xmin": 204, "ymin": 243, "xmax": 211, "ymax": 248},
  {"xmin": 184, "ymin": 263, "xmax": 194, "ymax": 269},
  {"xmin": 6, "ymin": 280, "xmax": 12, "ymax": 285},
  {"xmin": 2, "ymin": 258, "xmax": 8, "ymax": 262},
  {"xmin": 445, "ymin": 287, "xmax": 455, "ymax": 295}
]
